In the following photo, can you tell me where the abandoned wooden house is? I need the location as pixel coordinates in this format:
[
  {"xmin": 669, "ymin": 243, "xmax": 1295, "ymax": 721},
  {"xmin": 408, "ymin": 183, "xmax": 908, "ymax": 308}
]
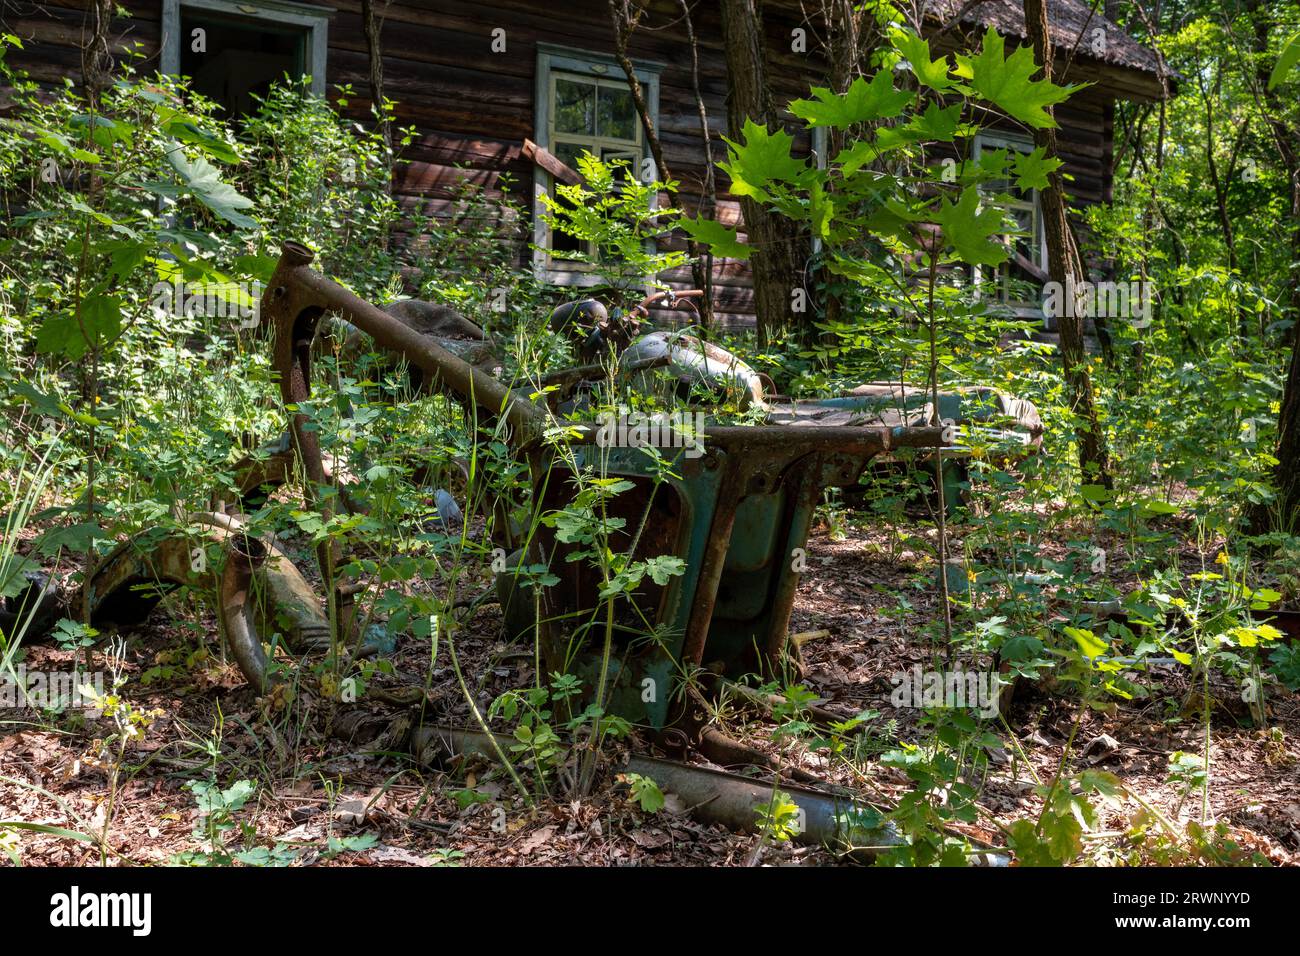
[{"xmin": 4, "ymin": 0, "xmax": 1171, "ymax": 330}]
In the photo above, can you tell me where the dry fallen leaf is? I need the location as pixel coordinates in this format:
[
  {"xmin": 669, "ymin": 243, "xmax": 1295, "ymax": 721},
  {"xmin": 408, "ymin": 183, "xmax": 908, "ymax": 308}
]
[
  {"xmin": 519, "ymin": 825, "xmax": 556, "ymax": 854},
  {"xmin": 630, "ymin": 827, "xmax": 670, "ymax": 849}
]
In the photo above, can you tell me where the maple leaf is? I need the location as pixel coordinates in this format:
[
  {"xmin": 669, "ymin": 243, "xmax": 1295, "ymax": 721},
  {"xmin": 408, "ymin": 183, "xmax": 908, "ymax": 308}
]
[
  {"xmin": 789, "ymin": 71, "xmax": 912, "ymax": 128},
  {"xmin": 719, "ymin": 119, "xmax": 807, "ymax": 200},
  {"xmin": 678, "ymin": 215, "xmax": 751, "ymax": 260},
  {"xmin": 891, "ymin": 29, "xmax": 956, "ymax": 91},
  {"xmin": 1011, "ymin": 146, "xmax": 1063, "ymax": 191},
  {"xmin": 836, "ymin": 139, "xmax": 893, "ymax": 177},
  {"xmin": 954, "ymin": 28, "xmax": 1081, "ymax": 129},
  {"xmin": 875, "ymin": 102, "xmax": 963, "ymax": 152},
  {"xmin": 935, "ymin": 187, "xmax": 1009, "ymax": 266},
  {"xmin": 864, "ymin": 196, "xmax": 928, "ymax": 249}
]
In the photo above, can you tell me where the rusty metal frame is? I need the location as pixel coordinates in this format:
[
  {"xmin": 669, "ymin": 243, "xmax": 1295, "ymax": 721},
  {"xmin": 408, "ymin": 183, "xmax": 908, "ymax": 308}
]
[{"xmin": 257, "ymin": 241, "xmax": 950, "ymax": 728}]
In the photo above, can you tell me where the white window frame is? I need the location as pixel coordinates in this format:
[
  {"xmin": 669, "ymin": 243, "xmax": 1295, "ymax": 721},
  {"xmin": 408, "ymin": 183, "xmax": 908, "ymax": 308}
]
[
  {"xmin": 973, "ymin": 130, "xmax": 1047, "ymax": 316},
  {"xmin": 532, "ymin": 43, "xmax": 664, "ymax": 286},
  {"xmin": 161, "ymin": 0, "xmax": 332, "ymax": 98},
  {"xmin": 810, "ymin": 126, "xmax": 829, "ymax": 257}
]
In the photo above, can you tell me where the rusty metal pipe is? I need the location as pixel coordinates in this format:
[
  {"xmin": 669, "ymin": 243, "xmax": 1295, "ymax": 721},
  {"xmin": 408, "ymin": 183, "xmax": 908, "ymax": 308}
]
[
  {"xmin": 679, "ymin": 455, "xmax": 745, "ymax": 667},
  {"xmin": 411, "ymin": 722, "xmax": 904, "ymax": 859},
  {"xmin": 761, "ymin": 455, "xmax": 822, "ymax": 667},
  {"xmin": 263, "ymin": 241, "xmax": 545, "ymax": 446},
  {"xmin": 623, "ymin": 752, "xmax": 905, "ymax": 860},
  {"xmin": 408, "ymin": 723, "xmax": 1006, "ymax": 864}
]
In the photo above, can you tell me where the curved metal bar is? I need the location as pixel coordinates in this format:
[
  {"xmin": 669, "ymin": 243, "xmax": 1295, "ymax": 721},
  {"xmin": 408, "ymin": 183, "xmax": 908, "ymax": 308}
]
[
  {"xmin": 81, "ymin": 514, "xmax": 330, "ymax": 690},
  {"xmin": 219, "ymin": 532, "xmax": 271, "ymax": 692},
  {"xmin": 262, "ymin": 242, "xmax": 546, "ymax": 450}
]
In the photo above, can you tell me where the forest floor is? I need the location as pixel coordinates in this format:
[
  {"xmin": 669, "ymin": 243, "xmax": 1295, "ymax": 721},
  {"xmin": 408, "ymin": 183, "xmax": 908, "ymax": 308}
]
[{"xmin": 2, "ymin": 508, "xmax": 1298, "ymax": 867}]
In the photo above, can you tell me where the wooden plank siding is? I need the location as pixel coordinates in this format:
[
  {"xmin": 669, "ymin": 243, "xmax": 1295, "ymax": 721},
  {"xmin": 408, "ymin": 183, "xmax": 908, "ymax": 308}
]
[{"xmin": 2, "ymin": 0, "xmax": 1154, "ymax": 331}]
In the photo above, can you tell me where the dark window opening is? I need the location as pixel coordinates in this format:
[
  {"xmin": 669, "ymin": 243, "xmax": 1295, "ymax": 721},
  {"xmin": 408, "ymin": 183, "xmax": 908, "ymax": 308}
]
[{"xmin": 180, "ymin": 14, "xmax": 307, "ymax": 118}]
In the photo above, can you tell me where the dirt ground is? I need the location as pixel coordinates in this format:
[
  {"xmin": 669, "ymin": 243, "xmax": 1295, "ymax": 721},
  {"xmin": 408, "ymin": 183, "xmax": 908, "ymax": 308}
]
[{"xmin": 2, "ymin": 510, "xmax": 1297, "ymax": 867}]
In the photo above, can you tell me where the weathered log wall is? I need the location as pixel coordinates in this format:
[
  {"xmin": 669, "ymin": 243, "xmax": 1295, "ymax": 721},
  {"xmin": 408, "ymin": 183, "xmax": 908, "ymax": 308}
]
[{"xmin": 2, "ymin": 0, "xmax": 1134, "ymax": 330}]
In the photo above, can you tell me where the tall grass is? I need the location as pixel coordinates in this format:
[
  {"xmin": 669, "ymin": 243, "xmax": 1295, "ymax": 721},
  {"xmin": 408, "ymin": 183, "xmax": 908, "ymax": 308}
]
[{"xmin": 0, "ymin": 446, "xmax": 61, "ymax": 677}]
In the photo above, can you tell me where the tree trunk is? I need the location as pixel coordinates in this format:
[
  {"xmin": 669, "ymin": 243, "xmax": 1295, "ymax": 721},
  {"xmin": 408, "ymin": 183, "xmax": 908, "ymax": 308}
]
[
  {"xmin": 361, "ymin": 0, "xmax": 391, "ymax": 152},
  {"xmin": 607, "ymin": 0, "xmax": 713, "ymax": 327},
  {"xmin": 82, "ymin": 0, "xmax": 116, "ymax": 100},
  {"xmin": 679, "ymin": 0, "xmax": 718, "ymax": 329},
  {"xmin": 1022, "ymin": 0, "xmax": 1113, "ymax": 487},
  {"xmin": 719, "ymin": 0, "xmax": 805, "ymax": 346},
  {"xmin": 816, "ymin": 0, "xmax": 867, "ymax": 334}
]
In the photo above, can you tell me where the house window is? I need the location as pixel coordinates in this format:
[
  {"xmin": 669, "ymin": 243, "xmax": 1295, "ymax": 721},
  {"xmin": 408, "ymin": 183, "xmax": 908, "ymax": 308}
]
[
  {"xmin": 533, "ymin": 44, "xmax": 663, "ymax": 283},
  {"xmin": 973, "ymin": 131, "xmax": 1046, "ymax": 309},
  {"xmin": 161, "ymin": 0, "xmax": 331, "ymax": 117}
]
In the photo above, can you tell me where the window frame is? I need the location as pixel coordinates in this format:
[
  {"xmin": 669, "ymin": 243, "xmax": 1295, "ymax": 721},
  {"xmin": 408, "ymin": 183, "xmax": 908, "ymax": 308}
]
[
  {"xmin": 161, "ymin": 0, "xmax": 332, "ymax": 98},
  {"xmin": 532, "ymin": 43, "xmax": 664, "ymax": 285},
  {"xmin": 973, "ymin": 130, "xmax": 1047, "ymax": 315}
]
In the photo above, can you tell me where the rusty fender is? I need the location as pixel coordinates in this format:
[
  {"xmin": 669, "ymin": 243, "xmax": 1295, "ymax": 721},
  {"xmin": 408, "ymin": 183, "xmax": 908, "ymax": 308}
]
[{"xmin": 83, "ymin": 513, "xmax": 329, "ymax": 690}]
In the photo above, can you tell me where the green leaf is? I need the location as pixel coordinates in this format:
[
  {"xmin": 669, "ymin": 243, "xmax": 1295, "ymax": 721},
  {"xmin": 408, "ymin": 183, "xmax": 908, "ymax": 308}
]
[
  {"xmin": 328, "ymin": 832, "xmax": 379, "ymax": 854},
  {"xmin": 624, "ymin": 773, "xmax": 665, "ymax": 813},
  {"xmin": 719, "ymin": 120, "xmax": 807, "ymax": 200},
  {"xmin": 232, "ymin": 253, "xmax": 278, "ymax": 282},
  {"xmin": 162, "ymin": 118, "xmax": 239, "ymax": 164},
  {"xmin": 34, "ymin": 294, "xmax": 120, "ymax": 359},
  {"xmin": 1078, "ymin": 769, "xmax": 1121, "ymax": 797},
  {"xmin": 165, "ymin": 144, "xmax": 257, "ymax": 228},
  {"xmin": 67, "ymin": 195, "xmax": 118, "ymax": 227},
  {"xmin": 101, "ymin": 240, "xmax": 149, "ymax": 282},
  {"xmin": 834, "ymin": 140, "xmax": 880, "ymax": 177},
  {"xmin": 70, "ymin": 113, "xmax": 132, "ymax": 149},
  {"xmin": 220, "ymin": 779, "xmax": 256, "ymax": 811},
  {"xmin": 810, "ymin": 180, "xmax": 835, "ymax": 239},
  {"xmin": 678, "ymin": 215, "xmax": 751, "ymax": 260},
  {"xmin": 0, "ymin": 556, "xmax": 41, "ymax": 600},
  {"xmin": 892, "ymin": 29, "xmax": 956, "ymax": 91},
  {"xmin": 955, "ymin": 28, "xmax": 1079, "ymax": 129},
  {"xmin": 35, "ymin": 522, "xmax": 104, "ymax": 557},
  {"xmin": 1005, "ymin": 818, "xmax": 1060, "ymax": 866},
  {"xmin": 0, "ymin": 821, "xmax": 94, "ymax": 844},
  {"xmin": 935, "ymin": 187, "xmax": 1009, "ymax": 266},
  {"xmin": 81, "ymin": 293, "xmax": 122, "ymax": 347},
  {"xmin": 1065, "ymin": 626, "xmax": 1108, "ymax": 661},
  {"xmin": 908, "ymin": 101, "xmax": 963, "ymax": 141},
  {"xmin": 1078, "ymin": 483, "xmax": 1113, "ymax": 503},
  {"xmin": 789, "ymin": 71, "xmax": 913, "ymax": 128},
  {"xmin": 0, "ymin": 120, "xmax": 100, "ymax": 164},
  {"xmin": 875, "ymin": 102, "xmax": 962, "ymax": 152},
  {"xmin": 1269, "ymin": 32, "xmax": 1300, "ymax": 89},
  {"xmin": 8, "ymin": 381, "xmax": 62, "ymax": 419},
  {"xmin": 862, "ymin": 196, "xmax": 927, "ymax": 247},
  {"xmin": 643, "ymin": 555, "xmax": 686, "ymax": 586},
  {"xmin": 1011, "ymin": 146, "xmax": 1063, "ymax": 191}
]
